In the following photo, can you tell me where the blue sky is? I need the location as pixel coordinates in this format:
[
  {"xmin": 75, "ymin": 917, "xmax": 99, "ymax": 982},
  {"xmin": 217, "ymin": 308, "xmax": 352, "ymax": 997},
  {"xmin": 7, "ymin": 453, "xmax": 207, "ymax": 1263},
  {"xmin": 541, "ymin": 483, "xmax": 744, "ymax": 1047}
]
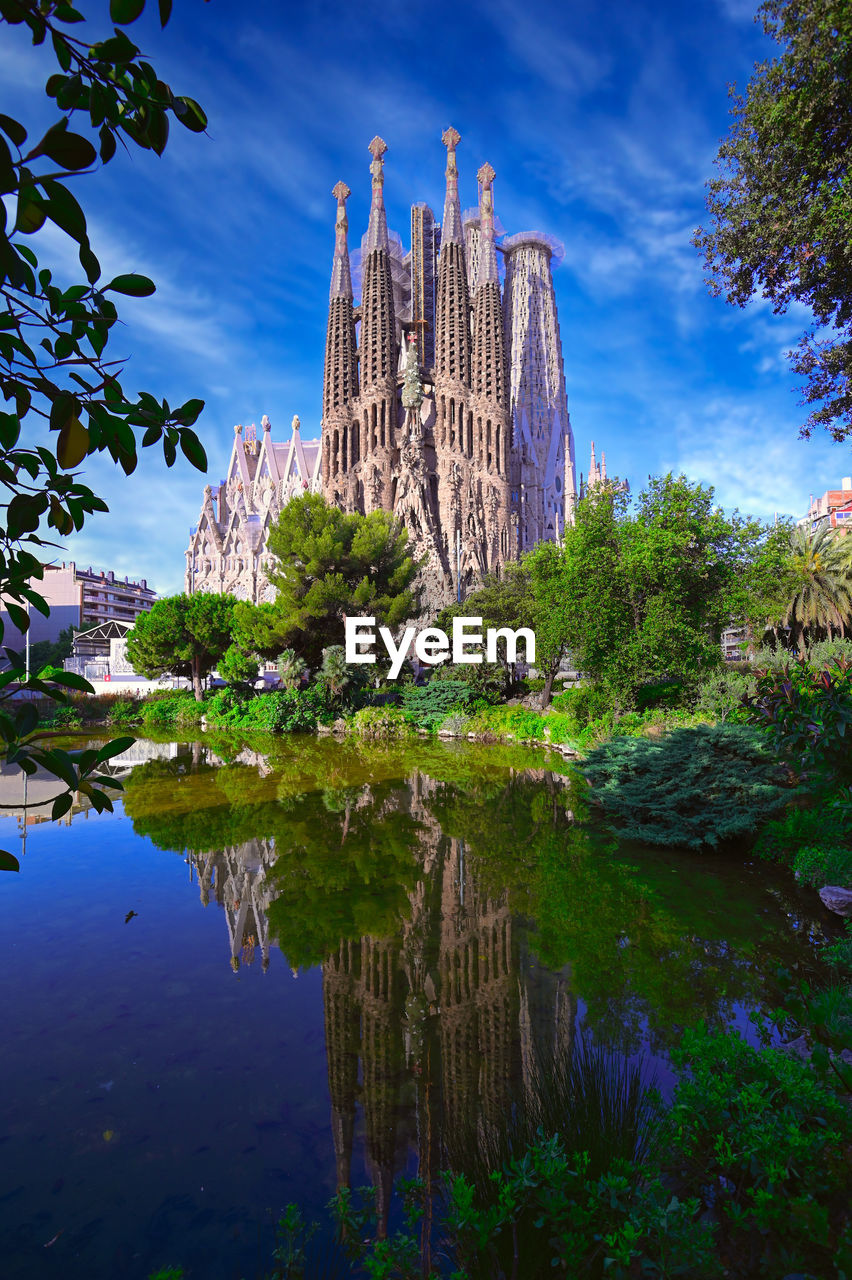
[{"xmin": 5, "ymin": 0, "xmax": 848, "ymax": 595}]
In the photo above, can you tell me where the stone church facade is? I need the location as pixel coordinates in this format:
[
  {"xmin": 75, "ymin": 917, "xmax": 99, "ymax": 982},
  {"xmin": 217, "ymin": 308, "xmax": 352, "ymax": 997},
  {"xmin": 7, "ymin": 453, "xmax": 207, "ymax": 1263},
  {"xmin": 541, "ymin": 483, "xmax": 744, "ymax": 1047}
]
[
  {"xmin": 185, "ymin": 416, "xmax": 321, "ymax": 602},
  {"xmin": 321, "ymin": 130, "xmax": 577, "ymax": 613},
  {"xmin": 185, "ymin": 131, "xmax": 619, "ymax": 612}
]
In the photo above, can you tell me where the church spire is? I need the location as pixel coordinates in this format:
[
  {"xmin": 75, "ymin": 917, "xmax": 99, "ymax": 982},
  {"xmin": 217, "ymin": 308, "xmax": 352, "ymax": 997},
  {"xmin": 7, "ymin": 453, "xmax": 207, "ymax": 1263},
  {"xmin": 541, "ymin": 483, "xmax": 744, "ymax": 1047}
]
[
  {"xmin": 441, "ymin": 126, "xmax": 463, "ymax": 244},
  {"xmin": 360, "ymin": 137, "xmax": 397, "ymax": 393},
  {"xmin": 475, "ymin": 162, "xmax": 499, "ymax": 286},
  {"xmin": 364, "ymin": 135, "xmax": 389, "ymax": 253},
  {"xmin": 329, "ymin": 180, "xmax": 353, "ymax": 300},
  {"xmin": 434, "ymin": 127, "xmax": 471, "ymax": 384},
  {"xmin": 322, "ymin": 181, "xmax": 359, "ymax": 482},
  {"xmin": 472, "ymin": 161, "xmax": 506, "ymax": 405}
]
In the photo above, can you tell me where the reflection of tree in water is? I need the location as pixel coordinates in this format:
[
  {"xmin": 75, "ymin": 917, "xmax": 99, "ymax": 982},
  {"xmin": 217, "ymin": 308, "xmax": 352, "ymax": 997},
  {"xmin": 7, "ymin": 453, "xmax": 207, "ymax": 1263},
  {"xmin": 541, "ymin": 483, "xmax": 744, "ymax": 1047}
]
[{"xmin": 121, "ymin": 737, "xmax": 833, "ymax": 1235}]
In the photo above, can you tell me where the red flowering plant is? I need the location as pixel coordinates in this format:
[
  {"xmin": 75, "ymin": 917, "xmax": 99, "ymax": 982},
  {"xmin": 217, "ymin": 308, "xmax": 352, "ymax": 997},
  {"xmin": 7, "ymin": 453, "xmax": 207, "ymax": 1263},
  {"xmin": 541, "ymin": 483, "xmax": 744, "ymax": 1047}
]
[{"xmin": 742, "ymin": 657, "xmax": 852, "ymax": 789}]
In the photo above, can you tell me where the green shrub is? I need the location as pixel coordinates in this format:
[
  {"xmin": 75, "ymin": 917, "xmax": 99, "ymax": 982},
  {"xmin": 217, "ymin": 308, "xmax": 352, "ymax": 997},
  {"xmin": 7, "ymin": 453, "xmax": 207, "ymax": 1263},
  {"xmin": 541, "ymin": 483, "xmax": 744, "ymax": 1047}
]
[
  {"xmin": 694, "ymin": 668, "xmax": 756, "ymax": 721},
  {"xmin": 463, "ymin": 704, "xmax": 548, "ymax": 741},
  {"xmin": 794, "ymin": 843, "xmax": 852, "ymax": 888},
  {"xmin": 400, "ymin": 679, "xmax": 472, "ymax": 730},
  {"xmin": 551, "ymin": 682, "xmax": 612, "ymax": 727},
  {"xmin": 635, "ymin": 678, "xmax": 683, "ymax": 710},
  {"xmin": 438, "ymin": 709, "xmax": 470, "ymax": 735},
  {"xmin": 824, "ymin": 923, "xmax": 852, "ymax": 974},
  {"xmin": 139, "ymin": 692, "xmax": 204, "ymax": 728},
  {"xmin": 46, "ymin": 704, "xmax": 83, "ymax": 728},
  {"xmin": 754, "ymin": 793, "xmax": 852, "ymax": 885},
  {"xmin": 107, "ymin": 698, "xmax": 141, "ymax": 727},
  {"xmin": 580, "ymin": 723, "xmax": 789, "ymax": 849},
  {"xmin": 430, "ymin": 658, "xmax": 505, "ymax": 702},
  {"xmin": 806, "ymin": 637, "xmax": 852, "ymax": 668},
  {"xmin": 332, "ymin": 1142, "xmax": 714, "ymax": 1280},
  {"xmin": 204, "ymin": 688, "xmax": 323, "ymax": 733},
  {"xmin": 347, "ymin": 705, "xmax": 412, "ymax": 739},
  {"xmin": 668, "ymin": 1025, "xmax": 851, "ymax": 1277},
  {"xmin": 249, "ymin": 689, "xmax": 321, "ymax": 733}
]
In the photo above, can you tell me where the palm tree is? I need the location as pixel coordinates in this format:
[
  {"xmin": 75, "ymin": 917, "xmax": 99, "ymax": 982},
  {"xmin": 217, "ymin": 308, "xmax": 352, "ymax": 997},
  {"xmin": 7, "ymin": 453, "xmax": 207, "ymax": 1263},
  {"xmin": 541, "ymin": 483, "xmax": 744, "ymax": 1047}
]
[
  {"xmin": 774, "ymin": 522, "xmax": 852, "ymax": 647},
  {"xmin": 276, "ymin": 648, "xmax": 306, "ymax": 691},
  {"xmin": 320, "ymin": 645, "xmax": 351, "ymax": 700}
]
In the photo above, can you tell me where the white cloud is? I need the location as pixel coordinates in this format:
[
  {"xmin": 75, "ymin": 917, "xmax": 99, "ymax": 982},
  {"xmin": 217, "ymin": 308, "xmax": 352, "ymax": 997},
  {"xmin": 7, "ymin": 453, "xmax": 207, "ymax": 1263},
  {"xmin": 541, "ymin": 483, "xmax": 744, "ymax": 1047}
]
[{"xmin": 664, "ymin": 398, "xmax": 845, "ymax": 521}]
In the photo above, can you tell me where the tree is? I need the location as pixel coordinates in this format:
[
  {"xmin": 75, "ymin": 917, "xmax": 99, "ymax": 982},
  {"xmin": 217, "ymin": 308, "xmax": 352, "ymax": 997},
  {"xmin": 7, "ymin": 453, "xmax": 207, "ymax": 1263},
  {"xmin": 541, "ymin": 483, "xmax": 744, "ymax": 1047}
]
[
  {"xmin": 126, "ymin": 594, "xmax": 235, "ymax": 700},
  {"xmin": 694, "ymin": 0, "xmax": 852, "ymax": 441},
  {"xmin": 217, "ymin": 643, "xmax": 259, "ymax": 687},
  {"xmin": 276, "ymin": 647, "xmax": 306, "ymax": 691},
  {"xmin": 769, "ymin": 521, "xmax": 852, "ymax": 644},
  {"xmin": 558, "ymin": 476, "xmax": 770, "ymax": 705},
  {"xmin": 264, "ymin": 493, "xmax": 418, "ymax": 668},
  {"xmin": 435, "ymin": 561, "xmax": 537, "ymax": 696},
  {"xmin": 0, "ymin": 0, "xmax": 208, "ymax": 855},
  {"xmin": 526, "ymin": 541, "xmax": 574, "ymax": 705}
]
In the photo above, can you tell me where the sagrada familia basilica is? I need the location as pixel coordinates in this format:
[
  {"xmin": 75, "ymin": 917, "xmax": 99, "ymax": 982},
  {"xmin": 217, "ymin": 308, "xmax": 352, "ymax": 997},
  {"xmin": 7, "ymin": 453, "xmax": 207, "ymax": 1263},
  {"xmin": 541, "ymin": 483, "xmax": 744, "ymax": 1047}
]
[{"xmin": 186, "ymin": 130, "xmax": 617, "ymax": 610}]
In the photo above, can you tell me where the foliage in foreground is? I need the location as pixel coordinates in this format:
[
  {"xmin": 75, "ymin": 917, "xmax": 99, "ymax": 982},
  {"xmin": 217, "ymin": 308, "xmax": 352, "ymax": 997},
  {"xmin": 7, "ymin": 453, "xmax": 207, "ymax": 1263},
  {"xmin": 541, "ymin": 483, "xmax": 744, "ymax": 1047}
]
[
  {"xmin": 0, "ymin": 0, "xmax": 208, "ymax": 859},
  {"xmin": 694, "ymin": 0, "xmax": 852, "ymax": 442},
  {"xmin": 579, "ymin": 723, "xmax": 790, "ymax": 849}
]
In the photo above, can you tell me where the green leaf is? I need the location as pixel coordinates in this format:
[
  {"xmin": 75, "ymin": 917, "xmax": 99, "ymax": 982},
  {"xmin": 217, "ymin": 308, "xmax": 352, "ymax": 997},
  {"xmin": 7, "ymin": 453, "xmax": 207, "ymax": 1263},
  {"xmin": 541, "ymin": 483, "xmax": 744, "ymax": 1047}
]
[
  {"xmin": 96, "ymin": 736, "xmax": 136, "ymax": 761},
  {"xmin": 176, "ymin": 397, "xmax": 204, "ymax": 426},
  {"xmin": 15, "ymin": 192, "xmax": 46, "ymax": 234},
  {"xmin": 110, "ymin": 0, "xmax": 146, "ymax": 23},
  {"xmin": 34, "ymin": 121, "xmax": 96, "ymax": 172},
  {"xmin": 105, "ymin": 273, "xmax": 155, "ymax": 296},
  {"xmin": 41, "ymin": 179, "xmax": 87, "ymax": 242},
  {"xmin": 179, "ymin": 430, "xmax": 207, "ymax": 471},
  {"xmin": 146, "ymin": 107, "xmax": 169, "ymax": 156},
  {"xmin": 5, "ymin": 601, "xmax": 29, "ymax": 633},
  {"xmin": 0, "ymin": 850, "xmax": 20, "ymax": 872},
  {"xmin": 0, "ymin": 114, "xmax": 27, "ymax": 148},
  {"xmin": 51, "ymin": 30, "xmax": 72, "ymax": 71},
  {"xmin": 47, "ymin": 670, "xmax": 94, "ymax": 694},
  {"xmin": 98, "ymin": 124, "xmax": 117, "ymax": 164},
  {"xmin": 0, "ymin": 412, "xmax": 20, "ymax": 448},
  {"xmin": 158, "ymin": 0, "xmax": 172, "ymax": 26},
  {"xmin": 174, "ymin": 96, "xmax": 207, "ymax": 132},
  {"xmin": 79, "ymin": 242, "xmax": 101, "ymax": 284},
  {"xmin": 51, "ymin": 792, "xmax": 74, "ymax": 821}
]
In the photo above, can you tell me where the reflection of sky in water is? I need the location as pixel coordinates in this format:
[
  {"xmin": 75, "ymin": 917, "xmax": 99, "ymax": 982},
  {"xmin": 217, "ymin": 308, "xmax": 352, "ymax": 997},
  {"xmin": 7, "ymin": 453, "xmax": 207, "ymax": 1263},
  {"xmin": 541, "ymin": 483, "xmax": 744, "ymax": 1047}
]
[{"xmin": 0, "ymin": 738, "xmax": 837, "ymax": 1279}]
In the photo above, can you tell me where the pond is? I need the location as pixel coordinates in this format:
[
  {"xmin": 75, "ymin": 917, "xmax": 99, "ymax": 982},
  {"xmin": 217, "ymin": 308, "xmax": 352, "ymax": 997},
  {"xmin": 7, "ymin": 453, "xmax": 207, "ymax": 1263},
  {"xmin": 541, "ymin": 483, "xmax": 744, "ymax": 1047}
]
[{"xmin": 0, "ymin": 733, "xmax": 838, "ymax": 1279}]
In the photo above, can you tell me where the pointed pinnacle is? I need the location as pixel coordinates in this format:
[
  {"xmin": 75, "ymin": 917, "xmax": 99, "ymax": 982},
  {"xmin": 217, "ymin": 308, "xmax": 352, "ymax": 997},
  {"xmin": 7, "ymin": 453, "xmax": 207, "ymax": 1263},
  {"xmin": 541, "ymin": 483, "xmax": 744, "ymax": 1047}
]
[
  {"xmin": 332, "ymin": 180, "xmax": 350, "ymax": 203},
  {"xmin": 368, "ymin": 136, "xmax": 388, "ymax": 160},
  {"xmin": 477, "ymin": 161, "xmax": 496, "ymax": 187},
  {"xmin": 442, "ymin": 126, "xmax": 460, "ymax": 151}
]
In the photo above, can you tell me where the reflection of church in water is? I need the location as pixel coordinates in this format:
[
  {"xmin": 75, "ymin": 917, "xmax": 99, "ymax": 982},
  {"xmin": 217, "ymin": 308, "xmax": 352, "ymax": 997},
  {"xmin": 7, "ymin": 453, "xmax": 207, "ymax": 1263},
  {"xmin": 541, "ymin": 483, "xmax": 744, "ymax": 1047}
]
[{"xmin": 189, "ymin": 770, "xmax": 575, "ymax": 1236}]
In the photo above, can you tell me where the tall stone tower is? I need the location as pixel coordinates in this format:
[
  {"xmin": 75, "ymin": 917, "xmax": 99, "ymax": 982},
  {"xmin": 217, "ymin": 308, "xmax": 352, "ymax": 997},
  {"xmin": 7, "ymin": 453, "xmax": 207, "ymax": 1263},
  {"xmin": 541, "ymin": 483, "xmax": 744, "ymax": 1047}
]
[
  {"xmin": 320, "ymin": 130, "xmax": 578, "ymax": 615},
  {"xmin": 503, "ymin": 233, "xmax": 577, "ymax": 545}
]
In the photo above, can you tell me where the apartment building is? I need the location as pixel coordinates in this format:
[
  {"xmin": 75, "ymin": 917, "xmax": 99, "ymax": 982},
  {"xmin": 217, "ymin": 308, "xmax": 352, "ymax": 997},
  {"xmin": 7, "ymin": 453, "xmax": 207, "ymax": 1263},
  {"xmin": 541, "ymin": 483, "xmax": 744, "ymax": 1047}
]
[{"xmin": 1, "ymin": 561, "xmax": 156, "ymax": 652}]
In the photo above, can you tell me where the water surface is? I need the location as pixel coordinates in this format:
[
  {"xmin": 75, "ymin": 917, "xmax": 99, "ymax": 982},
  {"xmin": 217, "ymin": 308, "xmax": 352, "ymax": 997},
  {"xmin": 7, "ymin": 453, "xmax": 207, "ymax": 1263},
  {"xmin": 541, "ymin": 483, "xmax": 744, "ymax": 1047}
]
[{"xmin": 0, "ymin": 733, "xmax": 837, "ymax": 1278}]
